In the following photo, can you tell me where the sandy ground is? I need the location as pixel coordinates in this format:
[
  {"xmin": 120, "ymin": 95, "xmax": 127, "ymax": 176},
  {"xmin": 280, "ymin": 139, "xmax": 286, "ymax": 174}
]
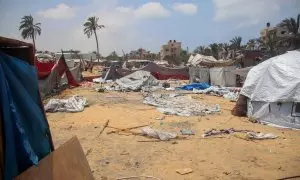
[{"xmin": 46, "ymin": 86, "xmax": 300, "ymax": 180}]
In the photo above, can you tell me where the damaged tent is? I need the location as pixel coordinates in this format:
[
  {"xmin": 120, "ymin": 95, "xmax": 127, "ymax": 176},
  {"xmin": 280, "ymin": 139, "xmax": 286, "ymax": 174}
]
[
  {"xmin": 38, "ymin": 55, "xmax": 80, "ymax": 98},
  {"xmin": 104, "ymin": 62, "xmax": 189, "ymax": 81},
  {"xmin": 239, "ymin": 50, "xmax": 300, "ymax": 129},
  {"xmin": 115, "ymin": 70, "xmax": 159, "ymax": 91},
  {"xmin": 0, "ymin": 36, "xmax": 54, "ymax": 179}
]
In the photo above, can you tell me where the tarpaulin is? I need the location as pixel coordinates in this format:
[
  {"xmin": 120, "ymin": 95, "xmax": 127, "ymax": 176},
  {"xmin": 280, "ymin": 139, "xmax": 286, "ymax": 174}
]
[
  {"xmin": 179, "ymin": 82, "xmax": 210, "ymax": 91},
  {"xmin": 35, "ymin": 61, "xmax": 55, "ymax": 79},
  {"xmin": 0, "ymin": 52, "xmax": 52, "ymax": 179}
]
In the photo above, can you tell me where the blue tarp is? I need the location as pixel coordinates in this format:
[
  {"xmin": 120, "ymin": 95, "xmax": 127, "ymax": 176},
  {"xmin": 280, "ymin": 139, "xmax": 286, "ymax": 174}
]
[
  {"xmin": 179, "ymin": 82, "xmax": 210, "ymax": 91},
  {"xmin": 0, "ymin": 52, "xmax": 52, "ymax": 179}
]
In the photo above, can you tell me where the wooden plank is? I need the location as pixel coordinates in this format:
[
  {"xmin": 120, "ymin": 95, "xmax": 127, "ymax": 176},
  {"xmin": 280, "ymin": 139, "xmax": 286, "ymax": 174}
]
[{"xmin": 15, "ymin": 136, "xmax": 94, "ymax": 180}]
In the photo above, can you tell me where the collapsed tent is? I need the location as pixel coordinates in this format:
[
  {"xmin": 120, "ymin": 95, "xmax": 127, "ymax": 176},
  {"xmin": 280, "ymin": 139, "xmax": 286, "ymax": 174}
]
[
  {"xmin": 239, "ymin": 50, "xmax": 300, "ymax": 129},
  {"xmin": 104, "ymin": 62, "xmax": 189, "ymax": 81},
  {"xmin": 188, "ymin": 54, "xmax": 235, "ymax": 67},
  {"xmin": 115, "ymin": 70, "xmax": 159, "ymax": 91},
  {"xmin": 0, "ymin": 36, "xmax": 54, "ymax": 179},
  {"xmin": 38, "ymin": 55, "xmax": 80, "ymax": 98}
]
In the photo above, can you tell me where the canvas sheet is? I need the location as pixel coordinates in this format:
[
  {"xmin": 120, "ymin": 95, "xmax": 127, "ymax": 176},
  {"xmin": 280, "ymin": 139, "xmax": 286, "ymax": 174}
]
[
  {"xmin": 241, "ymin": 50, "xmax": 300, "ymax": 102},
  {"xmin": 0, "ymin": 52, "xmax": 52, "ymax": 179},
  {"xmin": 115, "ymin": 70, "xmax": 159, "ymax": 91},
  {"xmin": 210, "ymin": 66, "xmax": 236, "ymax": 87},
  {"xmin": 189, "ymin": 66, "xmax": 210, "ymax": 83}
]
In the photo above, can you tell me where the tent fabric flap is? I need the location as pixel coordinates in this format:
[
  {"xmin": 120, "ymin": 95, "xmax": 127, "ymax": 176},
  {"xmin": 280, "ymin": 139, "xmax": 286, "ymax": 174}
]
[{"xmin": 0, "ymin": 52, "xmax": 52, "ymax": 179}]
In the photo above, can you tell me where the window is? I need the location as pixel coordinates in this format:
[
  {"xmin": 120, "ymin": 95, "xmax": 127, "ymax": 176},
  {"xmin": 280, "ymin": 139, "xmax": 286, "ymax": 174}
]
[
  {"xmin": 281, "ymin": 31, "xmax": 286, "ymax": 35},
  {"xmin": 292, "ymin": 102, "xmax": 300, "ymax": 117},
  {"xmin": 296, "ymin": 103, "xmax": 300, "ymax": 113}
]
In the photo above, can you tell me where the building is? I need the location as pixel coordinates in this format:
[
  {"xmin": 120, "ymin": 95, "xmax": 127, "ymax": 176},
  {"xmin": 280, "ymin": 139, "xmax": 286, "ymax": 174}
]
[
  {"xmin": 127, "ymin": 48, "xmax": 158, "ymax": 60},
  {"xmin": 260, "ymin": 22, "xmax": 291, "ymax": 43},
  {"xmin": 160, "ymin": 40, "xmax": 181, "ymax": 60}
]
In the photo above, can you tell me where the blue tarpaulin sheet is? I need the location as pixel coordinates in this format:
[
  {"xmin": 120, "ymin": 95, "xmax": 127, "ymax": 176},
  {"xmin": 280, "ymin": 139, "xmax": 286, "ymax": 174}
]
[
  {"xmin": 0, "ymin": 52, "xmax": 52, "ymax": 179},
  {"xmin": 179, "ymin": 82, "xmax": 210, "ymax": 91}
]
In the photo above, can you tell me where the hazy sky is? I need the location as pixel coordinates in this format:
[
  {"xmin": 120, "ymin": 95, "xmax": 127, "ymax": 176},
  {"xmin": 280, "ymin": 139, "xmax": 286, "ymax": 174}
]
[{"xmin": 0, "ymin": 0, "xmax": 299, "ymax": 55}]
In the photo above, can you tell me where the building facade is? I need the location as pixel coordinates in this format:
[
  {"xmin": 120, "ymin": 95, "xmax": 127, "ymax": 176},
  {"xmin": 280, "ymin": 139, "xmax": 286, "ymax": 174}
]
[
  {"xmin": 127, "ymin": 48, "xmax": 158, "ymax": 60},
  {"xmin": 160, "ymin": 40, "xmax": 182, "ymax": 60}
]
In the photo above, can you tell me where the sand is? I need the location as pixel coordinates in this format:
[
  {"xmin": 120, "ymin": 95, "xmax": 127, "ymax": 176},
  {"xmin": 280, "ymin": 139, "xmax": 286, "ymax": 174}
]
[{"xmin": 46, "ymin": 87, "xmax": 300, "ymax": 180}]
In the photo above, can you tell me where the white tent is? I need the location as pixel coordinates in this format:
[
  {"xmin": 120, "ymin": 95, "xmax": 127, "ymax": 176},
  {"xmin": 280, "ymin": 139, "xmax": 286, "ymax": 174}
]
[
  {"xmin": 241, "ymin": 50, "xmax": 300, "ymax": 129},
  {"xmin": 210, "ymin": 66, "xmax": 236, "ymax": 87}
]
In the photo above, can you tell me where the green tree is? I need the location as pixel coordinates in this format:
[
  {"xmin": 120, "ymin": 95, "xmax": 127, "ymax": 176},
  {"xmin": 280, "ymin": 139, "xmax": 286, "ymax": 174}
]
[
  {"xmin": 19, "ymin": 15, "xmax": 41, "ymax": 51},
  {"xmin": 209, "ymin": 43, "xmax": 219, "ymax": 59},
  {"xmin": 83, "ymin": 16, "xmax": 105, "ymax": 62},
  {"xmin": 230, "ymin": 36, "xmax": 242, "ymax": 50},
  {"xmin": 279, "ymin": 14, "xmax": 300, "ymax": 49},
  {"xmin": 106, "ymin": 51, "xmax": 120, "ymax": 61},
  {"xmin": 193, "ymin": 46, "xmax": 212, "ymax": 56},
  {"xmin": 257, "ymin": 31, "xmax": 279, "ymax": 57},
  {"xmin": 246, "ymin": 39, "xmax": 256, "ymax": 50}
]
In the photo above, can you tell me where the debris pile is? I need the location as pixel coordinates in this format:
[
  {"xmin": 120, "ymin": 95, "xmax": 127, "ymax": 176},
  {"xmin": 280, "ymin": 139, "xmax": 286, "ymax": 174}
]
[
  {"xmin": 144, "ymin": 93, "xmax": 220, "ymax": 116},
  {"xmin": 45, "ymin": 95, "xmax": 88, "ymax": 112}
]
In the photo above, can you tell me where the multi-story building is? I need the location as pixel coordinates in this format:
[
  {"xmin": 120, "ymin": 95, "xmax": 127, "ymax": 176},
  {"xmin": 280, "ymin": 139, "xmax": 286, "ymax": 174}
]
[
  {"xmin": 160, "ymin": 40, "xmax": 181, "ymax": 60},
  {"xmin": 260, "ymin": 22, "xmax": 291, "ymax": 43}
]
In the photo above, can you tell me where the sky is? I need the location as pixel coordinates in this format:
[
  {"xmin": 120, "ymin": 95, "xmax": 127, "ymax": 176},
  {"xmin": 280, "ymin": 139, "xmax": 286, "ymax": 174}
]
[{"xmin": 0, "ymin": 0, "xmax": 299, "ymax": 56}]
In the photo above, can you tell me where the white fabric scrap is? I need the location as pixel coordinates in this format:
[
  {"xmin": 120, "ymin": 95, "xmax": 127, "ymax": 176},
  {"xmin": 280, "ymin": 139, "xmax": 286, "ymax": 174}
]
[
  {"xmin": 247, "ymin": 132, "xmax": 277, "ymax": 140},
  {"xmin": 144, "ymin": 93, "xmax": 220, "ymax": 116},
  {"xmin": 141, "ymin": 127, "xmax": 177, "ymax": 141},
  {"xmin": 45, "ymin": 95, "xmax": 87, "ymax": 112}
]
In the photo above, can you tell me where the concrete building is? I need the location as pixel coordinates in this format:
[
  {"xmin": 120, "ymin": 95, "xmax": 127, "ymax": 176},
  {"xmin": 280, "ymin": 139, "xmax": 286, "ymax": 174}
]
[
  {"xmin": 260, "ymin": 22, "xmax": 291, "ymax": 43},
  {"xmin": 160, "ymin": 40, "xmax": 181, "ymax": 60}
]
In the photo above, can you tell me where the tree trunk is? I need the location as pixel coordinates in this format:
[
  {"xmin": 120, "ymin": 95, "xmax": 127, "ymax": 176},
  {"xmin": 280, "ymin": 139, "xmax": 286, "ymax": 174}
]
[
  {"xmin": 32, "ymin": 33, "xmax": 36, "ymax": 53},
  {"xmin": 94, "ymin": 30, "xmax": 100, "ymax": 63}
]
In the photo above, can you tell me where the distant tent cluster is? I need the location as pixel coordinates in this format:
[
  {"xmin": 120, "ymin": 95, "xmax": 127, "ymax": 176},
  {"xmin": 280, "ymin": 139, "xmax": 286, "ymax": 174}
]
[{"xmin": 103, "ymin": 62, "xmax": 189, "ymax": 81}]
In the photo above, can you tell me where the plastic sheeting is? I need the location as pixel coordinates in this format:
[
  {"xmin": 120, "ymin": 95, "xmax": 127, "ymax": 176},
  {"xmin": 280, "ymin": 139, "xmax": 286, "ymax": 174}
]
[
  {"xmin": 0, "ymin": 52, "xmax": 52, "ymax": 179},
  {"xmin": 179, "ymin": 82, "xmax": 210, "ymax": 91},
  {"xmin": 143, "ymin": 93, "xmax": 220, "ymax": 116},
  {"xmin": 45, "ymin": 95, "xmax": 87, "ymax": 112},
  {"xmin": 241, "ymin": 50, "xmax": 300, "ymax": 102},
  {"xmin": 115, "ymin": 70, "xmax": 159, "ymax": 91},
  {"xmin": 189, "ymin": 66, "xmax": 210, "ymax": 83},
  {"xmin": 210, "ymin": 66, "xmax": 236, "ymax": 87}
]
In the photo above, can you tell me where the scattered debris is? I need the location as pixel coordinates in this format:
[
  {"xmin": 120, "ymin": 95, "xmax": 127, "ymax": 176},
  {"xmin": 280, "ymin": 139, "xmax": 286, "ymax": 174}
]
[
  {"xmin": 180, "ymin": 129, "xmax": 195, "ymax": 135},
  {"xmin": 85, "ymin": 148, "xmax": 92, "ymax": 156},
  {"xmin": 44, "ymin": 95, "xmax": 88, "ymax": 112},
  {"xmin": 141, "ymin": 127, "xmax": 177, "ymax": 141},
  {"xmin": 144, "ymin": 93, "xmax": 220, "ymax": 116},
  {"xmin": 98, "ymin": 120, "xmax": 110, "ymax": 137},
  {"xmin": 223, "ymin": 92, "xmax": 239, "ymax": 101},
  {"xmin": 120, "ymin": 151, "xmax": 129, "ymax": 155},
  {"xmin": 176, "ymin": 168, "xmax": 193, "ymax": 175},
  {"xmin": 247, "ymin": 132, "xmax": 277, "ymax": 140},
  {"xmin": 155, "ymin": 116, "xmax": 165, "ymax": 120},
  {"xmin": 202, "ymin": 128, "xmax": 277, "ymax": 140},
  {"xmin": 162, "ymin": 82, "xmax": 170, "ymax": 88},
  {"xmin": 202, "ymin": 128, "xmax": 252, "ymax": 137},
  {"xmin": 107, "ymin": 124, "xmax": 150, "ymax": 134}
]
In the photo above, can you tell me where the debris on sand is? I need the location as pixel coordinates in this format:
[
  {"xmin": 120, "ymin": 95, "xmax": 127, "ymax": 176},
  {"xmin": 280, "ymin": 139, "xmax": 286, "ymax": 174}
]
[
  {"xmin": 141, "ymin": 127, "xmax": 177, "ymax": 141},
  {"xmin": 176, "ymin": 168, "xmax": 193, "ymax": 175},
  {"xmin": 144, "ymin": 93, "xmax": 220, "ymax": 116},
  {"xmin": 202, "ymin": 128, "xmax": 277, "ymax": 140},
  {"xmin": 45, "ymin": 95, "xmax": 88, "ymax": 112}
]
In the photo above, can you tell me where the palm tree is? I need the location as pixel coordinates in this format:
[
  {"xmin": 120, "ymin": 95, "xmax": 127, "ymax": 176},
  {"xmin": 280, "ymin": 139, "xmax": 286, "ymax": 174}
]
[
  {"xmin": 279, "ymin": 14, "xmax": 300, "ymax": 49},
  {"xmin": 257, "ymin": 31, "xmax": 279, "ymax": 57},
  {"xmin": 83, "ymin": 16, "xmax": 105, "ymax": 62},
  {"xmin": 230, "ymin": 36, "xmax": 242, "ymax": 50},
  {"xmin": 209, "ymin": 43, "xmax": 219, "ymax": 59},
  {"xmin": 19, "ymin": 15, "xmax": 41, "ymax": 51}
]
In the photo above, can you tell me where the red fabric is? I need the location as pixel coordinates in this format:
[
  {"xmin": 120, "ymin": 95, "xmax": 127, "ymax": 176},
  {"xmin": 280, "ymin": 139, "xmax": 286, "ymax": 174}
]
[
  {"xmin": 37, "ymin": 56, "xmax": 80, "ymax": 87},
  {"xmin": 36, "ymin": 61, "xmax": 55, "ymax": 79},
  {"xmin": 151, "ymin": 72, "xmax": 189, "ymax": 80}
]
